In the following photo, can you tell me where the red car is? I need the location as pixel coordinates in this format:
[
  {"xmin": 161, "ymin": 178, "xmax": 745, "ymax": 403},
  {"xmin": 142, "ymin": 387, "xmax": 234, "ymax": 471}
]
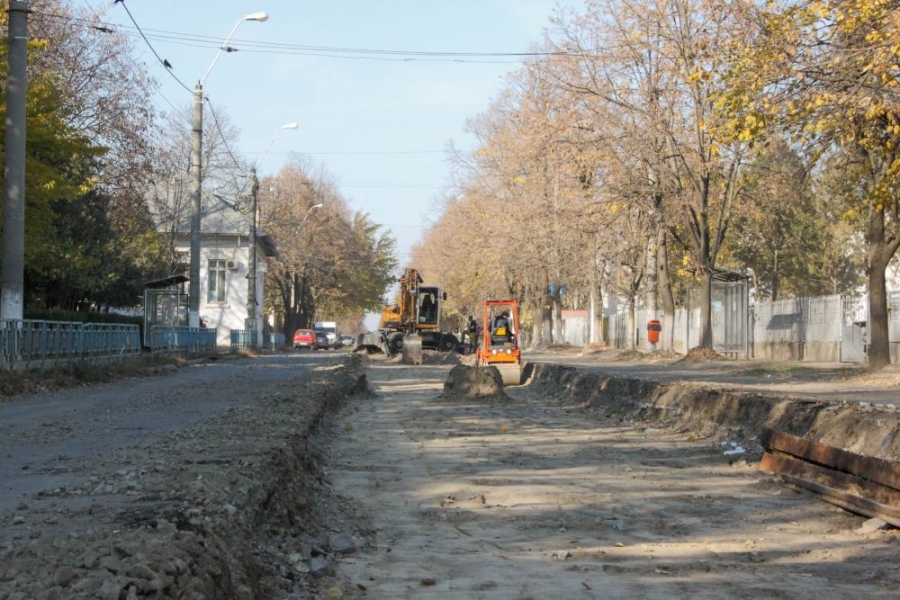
[{"xmin": 292, "ymin": 328, "xmax": 316, "ymax": 351}]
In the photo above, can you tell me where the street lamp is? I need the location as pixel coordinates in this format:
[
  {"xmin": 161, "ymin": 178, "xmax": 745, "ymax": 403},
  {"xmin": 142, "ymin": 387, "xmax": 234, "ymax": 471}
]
[
  {"xmin": 246, "ymin": 122, "xmax": 299, "ymax": 345},
  {"xmin": 288, "ymin": 202, "xmax": 324, "ymax": 316},
  {"xmin": 300, "ymin": 203, "xmax": 324, "ymax": 229},
  {"xmin": 188, "ymin": 12, "xmax": 268, "ymax": 328}
]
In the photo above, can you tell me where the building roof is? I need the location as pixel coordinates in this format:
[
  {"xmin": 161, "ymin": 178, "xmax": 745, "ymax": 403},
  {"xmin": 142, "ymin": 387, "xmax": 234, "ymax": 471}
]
[
  {"xmin": 165, "ymin": 196, "xmax": 278, "ymax": 257},
  {"xmin": 686, "ymin": 267, "xmax": 751, "ymax": 283},
  {"xmin": 144, "ymin": 274, "xmax": 189, "ymax": 289}
]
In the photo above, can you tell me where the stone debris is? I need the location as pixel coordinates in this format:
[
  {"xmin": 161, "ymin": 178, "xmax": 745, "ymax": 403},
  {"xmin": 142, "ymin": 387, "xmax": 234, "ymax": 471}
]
[{"xmin": 856, "ymin": 517, "xmax": 893, "ymax": 534}]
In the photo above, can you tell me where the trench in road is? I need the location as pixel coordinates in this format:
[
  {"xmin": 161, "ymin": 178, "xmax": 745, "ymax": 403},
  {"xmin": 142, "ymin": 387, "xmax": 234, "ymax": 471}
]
[{"xmin": 325, "ymin": 358, "xmax": 897, "ymax": 599}]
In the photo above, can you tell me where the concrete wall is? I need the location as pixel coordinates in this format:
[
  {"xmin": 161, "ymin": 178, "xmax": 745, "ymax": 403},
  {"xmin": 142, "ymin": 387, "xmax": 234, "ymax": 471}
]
[{"xmin": 750, "ymin": 341, "xmax": 841, "ymax": 363}]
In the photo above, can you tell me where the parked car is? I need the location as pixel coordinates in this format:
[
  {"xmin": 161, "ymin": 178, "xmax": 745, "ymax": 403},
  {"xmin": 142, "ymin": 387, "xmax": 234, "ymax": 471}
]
[
  {"xmin": 340, "ymin": 334, "xmax": 355, "ymax": 347},
  {"xmin": 293, "ymin": 328, "xmax": 316, "ymax": 351},
  {"xmin": 314, "ymin": 331, "xmax": 331, "ymax": 350}
]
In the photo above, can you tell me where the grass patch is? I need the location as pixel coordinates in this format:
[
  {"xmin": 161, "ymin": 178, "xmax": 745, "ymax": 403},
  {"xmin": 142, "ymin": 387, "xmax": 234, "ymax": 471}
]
[
  {"xmin": 0, "ymin": 353, "xmax": 207, "ymax": 401},
  {"xmin": 730, "ymin": 362, "xmax": 863, "ymax": 380}
]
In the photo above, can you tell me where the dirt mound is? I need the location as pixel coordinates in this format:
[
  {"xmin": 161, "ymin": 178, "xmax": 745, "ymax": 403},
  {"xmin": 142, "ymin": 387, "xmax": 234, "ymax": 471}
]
[
  {"xmin": 613, "ymin": 349, "xmax": 645, "ymax": 361},
  {"xmin": 441, "ymin": 364, "xmax": 509, "ymax": 401},
  {"xmin": 421, "ymin": 350, "xmax": 461, "ymax": 365},
  {"xmin": 845, "ymin": 364, "xmax": 900, "ymax": 388},
  {"xmin": 526, "ymin": 361, "xmax": 900, "ymax": 459},
  {"xmin": 536, "ymin": 343, "xmax": 578, "ymax": 352},
  {"xmin": 679, "ymin": 346, "xmax": 731, "ymax": 363}
]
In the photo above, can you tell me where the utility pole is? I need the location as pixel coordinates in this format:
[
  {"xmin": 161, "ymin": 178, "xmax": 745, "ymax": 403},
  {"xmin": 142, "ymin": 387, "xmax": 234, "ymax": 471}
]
[
  {"xmin": 185, "ymin": 13, "xmax": 268, "ymax": 330},
  {"xmin": 0, "ymin": 0, "xmax": 28, "ymax": 321},
  {"xmin": 246, "ymin": 167, "xmax": 260, "ymax": 347},
  {"xmin": 188, "ymin": 83, "xmax": 203, "ymax": 328}
]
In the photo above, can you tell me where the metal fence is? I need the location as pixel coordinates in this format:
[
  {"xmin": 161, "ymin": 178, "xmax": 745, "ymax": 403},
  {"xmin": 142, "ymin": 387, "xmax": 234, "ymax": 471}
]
[
  {"xmin": 229, "ymin": 331, "xmax": 288, "ymax": 352},
  {"xmin": 584, "ymin": 291, "xmax": 900, "ymax": 364},
  {"xmin": 269, "ymin": 333, "xmax": 286, "ymax": 350},
  {"xmin": 1, "ymin": 319, "xmax": 141, "ymax": 370},
  {"xmin": 750, "ymin": 295, "xmax": 844, "ymax": 361},
  {"xmin": 230, "ymin": 329, "xmax": 254, "ymax": 352},
  {"xmin": 150, "ymin": 326, "xmax": 217, "ymax": 353}
]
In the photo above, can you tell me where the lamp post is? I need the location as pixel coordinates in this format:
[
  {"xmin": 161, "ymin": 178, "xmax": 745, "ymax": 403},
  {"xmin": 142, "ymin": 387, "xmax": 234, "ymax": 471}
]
[
  {"xmin": 188, "ymin": 11, "xmax": 268, "ymax": 329},
  {"xmin": 246, "ymin": 123, "xmax": 299, "ymax": 346},
  {"xmin": 289, "ymin": 202, "xmax": 324, "ymax": 314}
]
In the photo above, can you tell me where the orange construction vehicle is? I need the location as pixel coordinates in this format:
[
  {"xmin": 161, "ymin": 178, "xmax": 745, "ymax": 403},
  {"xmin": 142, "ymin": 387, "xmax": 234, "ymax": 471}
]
[
  {"xmin": 476, "ymin": 299, "xmax": 523, "ymax": 386},
  {"xmin": 357, "ymin": 268, "xmax": 457, "ymax": 362}
]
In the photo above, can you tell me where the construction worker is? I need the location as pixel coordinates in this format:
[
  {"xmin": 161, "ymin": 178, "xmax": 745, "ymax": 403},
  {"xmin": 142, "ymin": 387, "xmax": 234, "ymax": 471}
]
[
  {"xmin": 466, "ymin": 315, "xmax": 478, "ymax": 352},
  {"xmin": 492, "ymin": 311, "xmax": 512, "ymax": 344}
]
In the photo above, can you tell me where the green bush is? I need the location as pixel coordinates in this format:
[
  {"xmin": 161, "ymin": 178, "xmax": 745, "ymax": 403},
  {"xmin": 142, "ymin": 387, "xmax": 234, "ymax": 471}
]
[{"xmin": 24, "ymin": 308, "xmax": 142, "ymax": 328}]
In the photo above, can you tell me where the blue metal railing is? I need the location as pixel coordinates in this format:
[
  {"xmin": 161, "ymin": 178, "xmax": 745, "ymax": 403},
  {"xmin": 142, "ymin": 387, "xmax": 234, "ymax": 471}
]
[
  {"xmin": 229, "ymin": 331, "xmax": 287, "ymax": 352},
  {"xmin": 1, "ymin": 320, "xmax": 142, "ymax": 370},
  {"xmin": 230, "ymin": 329, "xmax": 255, "ymax": 352},
  {"xmin": 269, "ymin": 333, "xmax": 285, "ymax": 350},
  {"xmin": 150, "ymin": 326, "xmax": 217, "ymax": 353}
]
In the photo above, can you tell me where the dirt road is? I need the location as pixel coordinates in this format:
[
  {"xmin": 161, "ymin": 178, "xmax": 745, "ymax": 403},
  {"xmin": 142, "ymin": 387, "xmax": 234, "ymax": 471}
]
[
  {"xmin": 327, "ymin": 356, "xmax": 899, "ymax": 599},
  {"xmin": 1, "ymin": 350, "xmax": 898, "ymax": 599}
]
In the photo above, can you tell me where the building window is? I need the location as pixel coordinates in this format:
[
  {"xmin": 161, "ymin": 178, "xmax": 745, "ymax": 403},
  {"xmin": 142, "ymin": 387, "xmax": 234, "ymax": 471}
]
[{"xmin": 208, "ymin": 259, "xmax": 227, "ymax": 303}]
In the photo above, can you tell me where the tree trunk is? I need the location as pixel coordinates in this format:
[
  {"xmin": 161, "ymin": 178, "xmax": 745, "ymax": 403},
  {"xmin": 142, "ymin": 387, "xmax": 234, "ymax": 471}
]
[
  {"xmin": 590, "ymin": 285, "xmax": 603, "ymax": 346},
  {"xmin": 867, "ymin": 264, "xmax": 891, "ymax": 368},
  {"xmin": 626, "ymin": 297, "xmax": 636, "ymax": 350},
  {"xmin": 645, "ymin": 231, "xmax": 658, "ymax": 351},
  {"xmin": 553, "ymin": 289, "xmax": 563, "ymax": 344},
  {"xmin": 530, "ymin": 296, "xmax": 544, "ymax": 349},
  {"xmin": 699, "ymin": 268, "xmax": 713, "ymax": 349},
  {"xmin": 656, "ymin": 226, "xmax": 676, "ymax": 352},
  {"xmin": 772, "ymin": 249, "xmax": 779, "ymax": 302},
  {"xmin": 861, "ymin": 153, "xmax": 900, "ymax": 367}
]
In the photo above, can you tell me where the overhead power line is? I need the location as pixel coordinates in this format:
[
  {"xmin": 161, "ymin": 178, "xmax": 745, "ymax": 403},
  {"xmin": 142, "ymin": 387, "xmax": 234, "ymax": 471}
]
[
  {"xmin": 35, "ymin": 10, "xmax": 585, "ymax": 64},
  {"xmin": 105, "ymin": 2, "xmax": 193, "ymax": 94}
]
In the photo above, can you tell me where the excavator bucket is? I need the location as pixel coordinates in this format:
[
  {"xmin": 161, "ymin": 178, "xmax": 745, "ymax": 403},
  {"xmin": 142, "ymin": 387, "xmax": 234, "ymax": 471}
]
[
  {"xmin": 401, "ymin": 333, "xmax": 423, "ymax": 365},
  {"xmin": 495, "ymin": 363, "xmax": 523, "ymax": 386},
  {"xmin": 354, "ymin": 331, "xmax": 387, "ymax": 354}
]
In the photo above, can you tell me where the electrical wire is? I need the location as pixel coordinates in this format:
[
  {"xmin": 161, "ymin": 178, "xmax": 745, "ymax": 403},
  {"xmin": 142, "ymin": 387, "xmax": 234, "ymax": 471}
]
[
  {"xmin": 107, "ymin": 1, "xmax": 193, "ymax": 94},
  {"xmin": 245, "ymin": 150, "xmax": 446, "ymax": 156},
  {"xmin": 34, "ymin": 10, "xmax": 595, "ymax": 64},
  {"xmin": 204, "ymin": 97, "xmax": 247, "ymax": 178}
]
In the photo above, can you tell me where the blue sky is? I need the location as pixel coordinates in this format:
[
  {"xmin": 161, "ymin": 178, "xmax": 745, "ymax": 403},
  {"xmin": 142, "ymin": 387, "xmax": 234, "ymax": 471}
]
[
  {"xmin": 80, "ymin": 0, "xmax": 581, "ymax": 265},
  {"xmin": 79, "ymin": 1, "xmax": 583, "ymax": 328}
]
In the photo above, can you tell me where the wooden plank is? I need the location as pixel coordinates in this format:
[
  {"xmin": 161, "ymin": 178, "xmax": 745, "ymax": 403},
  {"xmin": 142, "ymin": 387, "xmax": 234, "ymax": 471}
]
[
  {"xmin": 760, "ymin": 428, "xmax": 900, "ymax": 493},
  {"xmin": 761, "ymin": 451, "xmax": 900, "ymax": 508},
  {"xmin": 780, "ymin": 473, "xmax": 900, "ymax": 528}
]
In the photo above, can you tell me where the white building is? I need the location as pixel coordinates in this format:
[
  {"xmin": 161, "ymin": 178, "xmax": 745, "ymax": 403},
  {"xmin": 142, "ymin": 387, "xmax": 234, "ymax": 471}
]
[{"xmin": 170, "ymin": 199, "xmax": 277, "ymax": 348}]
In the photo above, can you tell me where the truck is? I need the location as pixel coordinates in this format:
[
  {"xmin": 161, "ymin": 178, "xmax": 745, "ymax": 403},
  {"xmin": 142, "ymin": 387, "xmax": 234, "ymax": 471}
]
[
  {"xmin": 357, "ymin": 268, "xmax": 458, "ymax": 360},
  {"xmin": 314, "ymin": 321, "xmax": 342, "ymax": 350}
]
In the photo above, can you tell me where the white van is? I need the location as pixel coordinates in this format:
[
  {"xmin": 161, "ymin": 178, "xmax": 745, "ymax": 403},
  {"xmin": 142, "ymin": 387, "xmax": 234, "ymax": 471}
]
[{"xmin": 314, "ymin": 321, "xmax": 341, "ymax": 350}]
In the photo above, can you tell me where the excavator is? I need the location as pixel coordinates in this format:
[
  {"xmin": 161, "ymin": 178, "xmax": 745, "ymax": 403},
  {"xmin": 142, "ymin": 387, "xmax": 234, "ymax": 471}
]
[
  {"xmin": 356, "ymin": 268, "xmax": 458, "ymax": 363},
  {"xmin": 476, "ymin": 299, "xmax": 524, "ymax": 386}
]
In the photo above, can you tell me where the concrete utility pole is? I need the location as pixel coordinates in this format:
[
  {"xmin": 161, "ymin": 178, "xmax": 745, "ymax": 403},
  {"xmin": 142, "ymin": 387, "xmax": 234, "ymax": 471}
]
[
  {"xmin": 186, "ymin": 12, "xmax": 268, "ymax": 330},
  {"xmin": 0, "ymin": 0, "xmax": 28, "ymax": 321},
  {"xmin": 188, "ymin": 83, "xmax": 203, "ymax": 328},
  {"xmin": 247, "ymin": 167, "xmax": 260, "ymax": 345}
]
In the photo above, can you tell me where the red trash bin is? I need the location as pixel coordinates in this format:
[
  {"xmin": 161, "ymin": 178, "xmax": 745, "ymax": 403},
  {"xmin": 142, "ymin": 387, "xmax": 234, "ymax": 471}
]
[{"xmin": 647, "ymin": 319, "xmax": 661, "ymax": 344}]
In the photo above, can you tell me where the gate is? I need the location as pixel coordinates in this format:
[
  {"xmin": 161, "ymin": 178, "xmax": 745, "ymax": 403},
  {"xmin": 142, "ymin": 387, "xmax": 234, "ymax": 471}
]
[{"xmin": 840, "ymin": 324, "xmax": 866, "ymax": 363}]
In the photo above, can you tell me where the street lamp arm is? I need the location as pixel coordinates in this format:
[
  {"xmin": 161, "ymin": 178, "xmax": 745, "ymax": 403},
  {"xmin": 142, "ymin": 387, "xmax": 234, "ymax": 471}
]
[
  {"xmin": 298, "ymin": 203, "xmax": 324, "ymax": 230},
  {"xmin": 257, "ymin": 122, "xmax": 299, "ymax": 171},
  {"xmin": 201, "ymin": 12, "xmax": 269, "ymax": 86}
]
